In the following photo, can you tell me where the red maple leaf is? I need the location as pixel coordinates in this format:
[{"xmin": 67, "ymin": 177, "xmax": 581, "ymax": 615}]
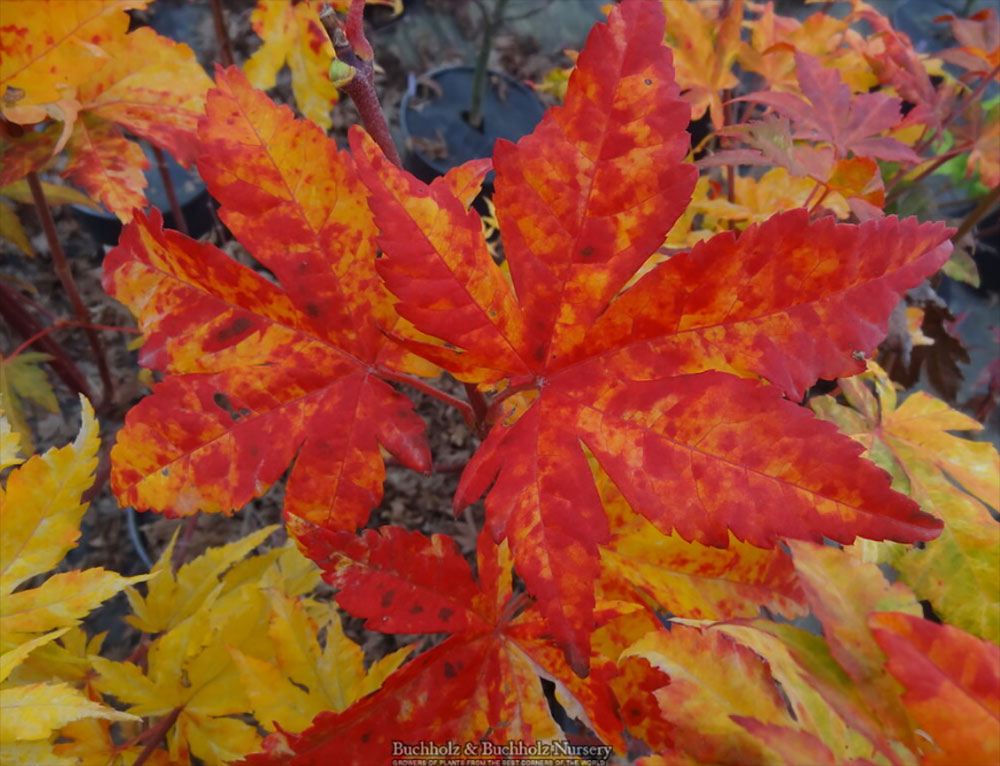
[
  {"xmin": 736, "ymin": 50, "xmax": 919, "ymax": 163},
  {"xmin": 103, "ymin": 67, "xmax": 433, "ymax": 531},
  {"xmin": 237, "ymin": 525, "xmax": 635, "ymax": 764},
  {"xmin": 352, "ymin": 1, "xmax": 951, "ymax": 674}
]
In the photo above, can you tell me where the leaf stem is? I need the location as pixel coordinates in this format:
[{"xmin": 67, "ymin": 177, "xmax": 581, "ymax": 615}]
[
  {"xmin": 8, "ymin": 319, "xmax": 139, "ymax": 362},
  {"xmin": 0, "ymin": 282, "xmax": 95, "ymax": 401},
  {"xmin": 319, "ymin": 2, "xmax": 402, "ymax": 167},
  {"xmin": 464, "ymin": 382, "xmax": 490, "ymax": 430},
  {"xmin": 149, "ymin": 144, "xmax": 188, "ymax": 236},
  {"xmin": 132, "ymin": 706, "xmax": 183, "ymax": 766},
  {"xmin": 208, "ymin": 0, "xmax": 234, "ymax": 68},
  {"xmin": 378, "ymin": 368, "xmax": 476, "ymax": 425},
  {"xmin": 27, "ymin": 173, "xmax": 115, "ymax": 408},
  {"xmin": 884, "ymin": 143, "xmax": 971, "ymax": 204},
  {"xmin": 954, "ymin": 183, "xmax": 1000, "ymax": 242}
]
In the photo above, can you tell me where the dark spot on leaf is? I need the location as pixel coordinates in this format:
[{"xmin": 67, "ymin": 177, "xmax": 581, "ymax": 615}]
[
  {"xmin": 534, "ymin": 344, "xmax": 546, "ymax": 361},
  {"xmin": 305, "ymin": 302, "xmax": 322, "ymax": 318},
  {"xmin": 409, "ymin": 604, "xmax": 424, "ymax": 614},
  {"xmin": 444, "ymin": 661, "xmax": 457, "ymax": 678},
  {"xmin": 213, "ymin": 392, "xmax": 247, "ymax": 421},
  {"xmin": 216, "ymin": 316, "xmax": 253, "ymax": 343},
  {"xmin": 380, "ymin": 589, "xmax": 395, "ymax": 607},
  {"xmin": 644, "ymin": 78, "xmax": 652, "ymax": 85},
  {"xmin": 438, "ymin": 607, "xmax": 454, "ymax": 622},
  {"xmin": 297, "ymin": 261, "xmax": 309, "ymax": 274},
  {"xmin": 161, "ymin": 468, "xmax": 170, "ymax": 477},
  {"xmin": 361, "ymin": 732, "xmax": 370, "ymax": 743},
  {"xmin": 580, "ymin": 246, "xmax": 595, "ymax": 257}
]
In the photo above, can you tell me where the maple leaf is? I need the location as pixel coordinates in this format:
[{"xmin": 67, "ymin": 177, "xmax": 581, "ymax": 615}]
[
  {"xmin": 737, "ymin": 50, "xmax": 919, "ymax": 163},
  {"xmin": 595, "ymin": 467, "xmax": 806, "ymax": 621},
  {"xmin": 244, "ymin": 0, "xmax": 339, "ymax": 132},
  {"xmin": 869, "ymin": 612, "xmax": 1000, "ymax": 765},
  {"xmin": 713, "ymin": 619, "xmax": 898, "ymax": 762},
  {"xmin": 937, "ymin": 9, "xmax": 1000, "ymax": 81},
  {"xmin": 354, "ymin": 0, "xmax": 953, "ymax": 674},
  {"xmin": 0, "ymin": 352, "xmax": 59, "ymax": 455},
  {"xmin": 0, "ymin": 0, "xmax": 147, "ymax": 116},
  {"xmin": 91, "ymin": 525, "xmax": 311, "ymax": 766},
  {"xmin": 228, "ymin": 594, "xmax": 412, "ymax": 733},
  {"xmin": 240, "ymin": 525, "xmax": 631, "ymax": 763},
  {"xmin": 621, "ymin": 624, "xmax": 795, "ymax": 764},
  {"xmin": 787, "ymin": 540, "xmax": 922, "ymax": 746},
  {"xmin": 812, "ymin": 361, "xmax": 1000, "ymax": 643},
  {"xmin": 0, "ymin": 398, "xmax": 142, "ymax": 761},
  {"xmin": 660, "ymin": 0, "xmax": 744, "ymax": 130},
  {"xmin": 103, "ymin": 66, "xmax": 433, "ymax": 529},
  {"xmin": 0, "ymin": 0, "xmax": 212, "ymax": 219}
]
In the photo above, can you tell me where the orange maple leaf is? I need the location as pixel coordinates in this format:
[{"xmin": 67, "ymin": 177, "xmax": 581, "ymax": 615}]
[{"xmin": 353, "ymin": 1, "xmax": 952, "ymax": 674}]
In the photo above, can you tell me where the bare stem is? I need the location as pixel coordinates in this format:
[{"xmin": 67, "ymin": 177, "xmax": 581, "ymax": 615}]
[
  {"xmin": 319, "ymin": 2, "xmax": 401, "ymax": 167},
  {"xmin": 9, "ymin": 319, "xmax": 139, "ymax": 361},
  {"xmin": 132, "ymin": 706, "xmax": 183, "ymax": 766},
  {"xmin": 954, "ymin": 183, "xmax": 1000, "ymax": 242},
  {"xmin": 26, "ymin": 172, "xmax": 114, "ymax": 409},
  {"xmin": 150, "ymin": 144, "xmax": 188, "ymax": 236},
  {"xmin": 468, "ymin": 0, "xmax": 510, "ymax": 130},
  {"xmin": 0, "ymin": 281, "xmax": 94, "ymax": 401},
  {"xmin": 208, "ymin": 0, "xmax": 234, "ymax": 67}
]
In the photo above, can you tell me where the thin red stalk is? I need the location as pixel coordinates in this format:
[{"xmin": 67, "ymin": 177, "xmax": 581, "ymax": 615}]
[
  {"xmin": 132, "ymin": 706, "xmax": 183, "ymax": 766},
  {"xmin": 884, "ymin": 144, "xmax": 972, "ymax": 203},
  {"xmin": 0, "ymin": 282, "xmax": 94, "ymax": 401},
  {"xmin": 344, "ymin": 0, "xmax": 373, "ymax": 60},
  {"xmin": 464, "ymin": 382, "xmax": 490, "ymax": 430},
  {"xmin": 319, "ymin": 3, "xmax": 402, "ymax": 167},
  {"xmin": 9, "ymin": 320, "xmax": 139, "ymax": 361},
  {"xmin": 26, "ymin": 172, "xmax": 114, "ymax": 409},
  {"xmin": 378, "ymin": 368, "xmax": 476, "ymax": 425},
  {"xmin": 150, "ymin": 144, "xmax": 188, "ymax": 236},
  {"xmin": 954, "ymin": 183, "xmax": 1000, "ymax": 241},
  {"xmin": 208, "ymin": 0, "xmax": 234, "ymax": 67}
]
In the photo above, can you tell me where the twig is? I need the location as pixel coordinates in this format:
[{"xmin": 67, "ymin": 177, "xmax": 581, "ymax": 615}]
[
  {"xmin": 26, "ymin": 172, "xmax": 115, "ymax": 410},
  {"xmin": 208, "ymin": 0, "xmax": 234, "ymax": 68},
  {"xmin": 150, "ymin": 144, "xmax": 188, "ymax": 236},
  {"xmin": 954, "ymin": 183, "xmax": 1000, "ymax": 242},
  {"xmin": 8, "ymin": 319, "xmax": 139, "ymax": 361},
  {"xmin": 319, "ymin": 1, "xmax": 402, "ymax": 167},
  {"xmin": 132, "ymin": 706, "xmax": 183, "ymax": 766},
  {"xmin": 0, "ymin": 268, "xmax": 95, "ymax": 403},
  {"xmin": 468, "ymin": 0, "xmax": 511, "ymax": 130}
]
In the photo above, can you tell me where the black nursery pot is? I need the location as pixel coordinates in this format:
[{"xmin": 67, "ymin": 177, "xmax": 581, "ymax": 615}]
[
  {"xmin": 400, "ymin": 65, "xmax": 546, "ymax": 188},
  {"xmin": 72, "ymin": 141, "xmax": 211, "ymax": 248}
]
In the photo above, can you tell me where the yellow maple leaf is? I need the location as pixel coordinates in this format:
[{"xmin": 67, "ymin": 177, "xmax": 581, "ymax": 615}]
[
  {"xmin": 812, "ymin": 362, "xmax": 1000, "ymax": 643},
  {"xmin": 229, "ymin": 592, "xmax": 413, "ymax": 733},
  {"xmin": 0, "ymin": 398, "xmax": 141, "ymax": 758},
  {"xmin": 244, "ymin": 0, "xmax": 339, "ymax": 131}
]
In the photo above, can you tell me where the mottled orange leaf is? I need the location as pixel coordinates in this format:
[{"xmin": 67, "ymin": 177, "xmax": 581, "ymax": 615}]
[
  {"xmin": 62, "ymin": 114, "xmax": 147, "ymax": 221},
  {"xmin": 788, "ymin": 540, "xmax": 921, "ymax": 745},
  {"xmin": 359, "ymin": 1, "xmax": 951, "ymax": 674},
  {"xmin": 731, "ymin": 718, "xmax": 876, "ymax": 766},
  {"xmin": 241, "ymin": 526, "xmax": 626, "ymax": 763},
  {"xmin": 622, "ymin": 624, "xmax": 792, "ymax": 764},
  {"xmin": 870, "ymin": 612, "xmax": 1000, "ymax": 765},
  {"xmin": 78, "ymin": 26, "xmax": 211, "ymax": 167},
  {"xmin": 103, "ymin": 67, "xmax": 430, "ymax": 530},
  {"xmin": 0, "ymin": 0, "xmax": 147, "ymax": 114},
  {"xmin": 595, "ymin": 469, "xmax": 806, "ymax": 621}
]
